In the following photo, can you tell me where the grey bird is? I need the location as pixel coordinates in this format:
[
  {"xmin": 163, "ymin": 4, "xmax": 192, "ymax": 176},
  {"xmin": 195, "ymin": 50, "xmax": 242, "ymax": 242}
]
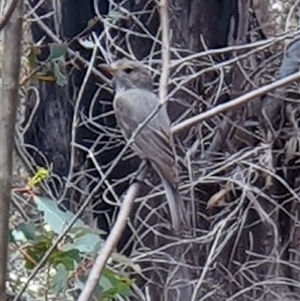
[{"xmin": 99, "ymin": 59, "xmax": 186, "ymax": 231}]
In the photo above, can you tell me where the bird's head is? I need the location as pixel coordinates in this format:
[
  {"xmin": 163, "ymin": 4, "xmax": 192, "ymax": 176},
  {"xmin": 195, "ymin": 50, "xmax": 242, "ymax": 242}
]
[{"xmin": 99, "ymin": 59, "xmax": 153, "ymax": 93}]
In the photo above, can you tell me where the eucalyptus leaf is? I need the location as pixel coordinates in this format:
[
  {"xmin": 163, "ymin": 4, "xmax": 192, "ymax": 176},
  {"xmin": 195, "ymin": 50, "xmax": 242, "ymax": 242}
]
[
  {"xmin": 33, "ymin": 196, "xmax": 84, "ymax": 236},
  {"xmin": 101, "ymin": 269, "xmax": 132, "ymax": 299},
  {"xmin": 18, "ymin": 222, "xmax": 36, "ymax": 241},
  {"xmin": 50, "ymin": 263, "xmax": 68, "ymax": 294},
  {"xmin": 99, "ymin": 275, "xmax": 114, "ymax": 291},
  {"xmin": 61, "ymin": 233, "xmax": 102, "ymax": 255},
  {"xmin": 11, "ymin": 229, "xmax": 27, "ymax": 242},
  {"xmin": 52, "ymin": 61, "xmax": 68, "ymax": 87},
  {"xmin": 49, "ymin": 43, "xmax": 68, "ymax": 60}
]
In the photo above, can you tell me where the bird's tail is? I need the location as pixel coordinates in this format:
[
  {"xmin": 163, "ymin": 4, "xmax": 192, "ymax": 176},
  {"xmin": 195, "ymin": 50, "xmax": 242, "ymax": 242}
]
[{"xmin": 160, "ymin": 176, "xmax": 188, "ymax": 232}]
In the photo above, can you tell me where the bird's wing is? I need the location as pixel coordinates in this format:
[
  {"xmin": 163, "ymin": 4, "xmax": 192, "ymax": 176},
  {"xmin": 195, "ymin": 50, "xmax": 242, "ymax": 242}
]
[
  {"xmin": 136, "ymin": 126, "xmax": 179, "ymax": 186},
  {"xmin": 113, "ymin": 89, "xmax": 179, "ymax": 185}
]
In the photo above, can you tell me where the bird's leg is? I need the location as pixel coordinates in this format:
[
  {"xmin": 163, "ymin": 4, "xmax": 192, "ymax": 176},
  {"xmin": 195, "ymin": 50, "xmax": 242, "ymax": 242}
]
[{"xmin": 131, "ymin": 159, "xmax": 150, "ymax": 184}]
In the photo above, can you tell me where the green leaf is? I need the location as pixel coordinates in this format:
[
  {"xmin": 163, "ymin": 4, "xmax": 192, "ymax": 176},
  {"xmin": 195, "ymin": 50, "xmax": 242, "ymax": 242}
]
[
  {"xmin": 99, "ymin": 275, "xmax": 114, "ymax": 291},
  {"xmin": 27, "ymin": 48, "xmax": 38, "ymax": 69},
  {"xmin": 61, "ymin": 232, "xmax": 102, "ymax": 255},
  {"xmin": 18, "ymin": 222, "xmax": 36, "ymax": 241},
  {"xmin": 9, "ymin": 229, "xmax": 16, "ymax": 243},
  {"xmin": 44, "ymin": 58, "xmax": 67, "ymax": 87},
  {"xmin": 50, "ymin": 249, "xmax": 80, "ymax": 270},
  {"xmin": 25, "ymin": 236, "xmax": 52, "ymax": 269},
  {"xmin": 100, "ymin": 269, "xmax": 133, "ymax": 299},
  {"xmin": 50, "ymin": 263, "xmax": 68, "ymax": 294},
  {"xmin": 49, "ymin": 43, "xmax": 68, "ymax": 60},
  {"xmin": 74, "ymin": 277, "xmax": 102, "ymax": 300},
  {"xmin": 33, "ymin": 196, "xmax": 84, "ymax": 236},
  {"xmin": 11, "ymin": 229, "xmax": 27, "ymax": 242},
  {"xmin": 52, "ymin": 61, "xmax": 68, "ymax": 87},
  {"xmin": 34, "ymin": 196, "xmax": 106, "ymax": 256}
]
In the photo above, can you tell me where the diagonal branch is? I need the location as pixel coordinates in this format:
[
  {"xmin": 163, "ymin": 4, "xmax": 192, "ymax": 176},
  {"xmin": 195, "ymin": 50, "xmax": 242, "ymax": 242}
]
[
  {"xmin": 171, "ymin": 71, "xmax": 300, "ymax": 135},
  {"xmin": 76, "ymin": 0, "xmax": 171, "ymax": 300}
]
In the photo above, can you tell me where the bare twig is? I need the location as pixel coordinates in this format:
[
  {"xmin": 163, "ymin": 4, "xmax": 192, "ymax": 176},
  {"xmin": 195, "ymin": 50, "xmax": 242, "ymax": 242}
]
[
  {"xmin": 76, "ymin": 1, "xmax": 171, "ymax": 299},
  {"xmin": 158, "ymin": 0, "xmax": 170, "ymax": 104},
  {"xmin": 171, "ymin": 71, "xmax": 300, "ymax": 135},
  {"xmin": 0, "ymin": 0, "xmax": 23, "ymax": 300},
  {"xmin": 76, "ymin": 164, "xmax": 148, "ymax": 301},
  {"xmin": 30, "ymin": 9, "xmax": 110, "ymax": 83},
  {"xmin": 13, "ymin": 127, "xmax": 143, "ymax": 300}
]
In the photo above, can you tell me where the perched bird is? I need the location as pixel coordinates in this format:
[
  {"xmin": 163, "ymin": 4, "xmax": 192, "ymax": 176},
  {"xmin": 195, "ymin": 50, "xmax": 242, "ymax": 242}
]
[{"xmin": 99, "ymin": 59, "xmax": 186, "ymax": 231}]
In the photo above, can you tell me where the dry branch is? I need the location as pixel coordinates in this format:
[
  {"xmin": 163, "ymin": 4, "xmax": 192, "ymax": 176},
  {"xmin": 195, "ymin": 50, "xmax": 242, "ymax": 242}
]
[
  {"xmin": 172, "ymin": 71, "xmax": 300, "ymax": 135},
  {"xmin": 76, "ymin": 164, "xmax": 148, "ymax": 301},
  {"xmin": 76, "ymin": 0, "xmax": 172, "ymax": 299}
]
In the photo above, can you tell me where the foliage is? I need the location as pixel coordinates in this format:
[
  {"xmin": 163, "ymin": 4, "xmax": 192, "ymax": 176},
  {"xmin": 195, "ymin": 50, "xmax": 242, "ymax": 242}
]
[
  {"xmin": 10, "ymin": 195, "xmax": 134, "ymax": 300},
  {"xmin": 26, "ymin": 43, "xmax": 68, "ymax": 87}
]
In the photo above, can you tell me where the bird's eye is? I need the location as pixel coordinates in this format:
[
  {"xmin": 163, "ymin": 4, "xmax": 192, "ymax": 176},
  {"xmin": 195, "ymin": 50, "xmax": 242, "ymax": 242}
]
[{"xmin": 123, "ymin": 67, "xmax": 133, "ymax": 74}]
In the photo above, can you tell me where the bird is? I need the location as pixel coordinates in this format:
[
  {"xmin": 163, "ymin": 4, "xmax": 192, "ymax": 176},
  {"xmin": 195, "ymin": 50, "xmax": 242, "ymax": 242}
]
[{"xmin": 99, "ymin": 59, "xmax": 186, "ymax": 231}]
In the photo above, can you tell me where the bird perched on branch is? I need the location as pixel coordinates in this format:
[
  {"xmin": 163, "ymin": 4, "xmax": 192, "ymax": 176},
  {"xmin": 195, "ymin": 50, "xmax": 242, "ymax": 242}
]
[{"xmin": 99, "ymin": 59, "xmax": 186, "ymax": 231}]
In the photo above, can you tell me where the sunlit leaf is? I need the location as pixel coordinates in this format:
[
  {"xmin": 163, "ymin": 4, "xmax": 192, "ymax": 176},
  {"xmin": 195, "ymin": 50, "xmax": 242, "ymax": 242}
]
[
  {"xmin": 61, "ymin": 233, "xmax": 102, "ymax": 255},
  {"xmin": 28, "ymin": 167, "xmax": 50, "ymax": 188},
  {"xmin": 11, "ymin": 229, "xmax": 27, "ymax": 242},
  {"xmin": 9, "ymin": 229, "xmax": 16, "ymax": 243},
  {"xmin": 33, "ymin": 196, "xmax": 84, "ymax": 236},
  {"xmin": 50, "ymin": 264, "xmax": 68, "ymax": 294}
]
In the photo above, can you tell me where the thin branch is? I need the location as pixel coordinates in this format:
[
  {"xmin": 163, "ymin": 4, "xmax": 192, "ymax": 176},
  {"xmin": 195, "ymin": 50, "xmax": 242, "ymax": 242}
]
[
  {"xmin": 76, "ymin": 1, "xmax": 171, "ymax": 299},
  {"xmin": 76, "ymin": 164, "xmax": 148, "ymax": 301},
  {"xmin": 171, "ymin": 71, "xmax": 300, "ymax": 135},
  {"xmin": 13, "ymin": 127, "xmax": 142, "ymax": 300},
  {"xmin": 158, "ymin": 0, "xmax": 170, "ymax": 104},
  {"xmin": 30, "ymin": 9, "xmax": 110, "ymax": 84},
  {"xmin": 0, "ymin": 0, "xmax": 23, "ymax": 300}
]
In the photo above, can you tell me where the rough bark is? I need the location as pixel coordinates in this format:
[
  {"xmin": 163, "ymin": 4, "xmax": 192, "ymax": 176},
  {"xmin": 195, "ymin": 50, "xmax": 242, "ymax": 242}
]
[{"xmin": 0, "ymin": 0, "xmax": 23, "ymax": 299}]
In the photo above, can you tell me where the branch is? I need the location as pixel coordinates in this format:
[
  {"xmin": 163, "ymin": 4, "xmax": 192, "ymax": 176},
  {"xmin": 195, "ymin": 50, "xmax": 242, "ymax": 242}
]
[
  {"xmin": 76, "ymin": 164, "xmax": 148, "ymax": 301},
  {"xmin": 76, "ymin": 1, "xmax": 171, "ymax": 300},
  {"xmin": 158, "ymin": 0, "xmax": 170, "ymax": 104},
  {"xmin": 171, "ymin": 71, "xmax": 300, "ymax": 135},
  {"xmin": 30, "ymin": 9, "xmax": 109, "ymax": 84},
  {"xmin": 0, "ymin": 0, "xmax": 18, "ymax": 31},
  {"xmin": 0, "ymin": 0, "xmax": 23, "ymax": 300}
]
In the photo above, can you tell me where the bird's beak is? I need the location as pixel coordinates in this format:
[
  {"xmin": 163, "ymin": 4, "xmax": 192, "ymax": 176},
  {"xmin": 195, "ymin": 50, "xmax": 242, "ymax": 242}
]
[{"xmin": 98, "ymin": 63, "xmax": 117, "ymax": 76}]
